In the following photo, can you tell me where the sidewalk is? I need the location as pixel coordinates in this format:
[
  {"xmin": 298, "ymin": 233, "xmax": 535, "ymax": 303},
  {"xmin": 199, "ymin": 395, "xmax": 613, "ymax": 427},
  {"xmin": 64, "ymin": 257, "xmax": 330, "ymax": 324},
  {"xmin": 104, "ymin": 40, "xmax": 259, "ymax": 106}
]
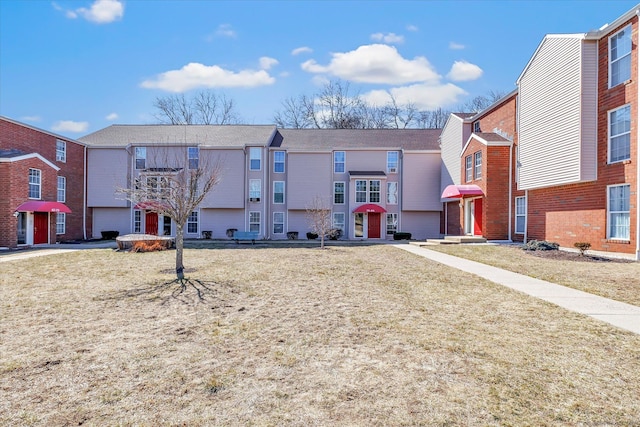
[
  {"xmin": 396, "ymin": 244, "xmax": 640, "ymax": 335},
  {"xmin": 0, "ymin": 241, "xmax": 116, "ymax": 263}
]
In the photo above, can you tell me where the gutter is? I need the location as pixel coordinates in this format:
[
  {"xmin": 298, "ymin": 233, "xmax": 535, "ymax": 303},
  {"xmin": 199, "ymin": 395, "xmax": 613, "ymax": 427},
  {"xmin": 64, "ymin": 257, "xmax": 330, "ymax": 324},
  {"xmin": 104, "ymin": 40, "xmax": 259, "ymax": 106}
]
[
  {"xmin": 83, "ymin": 146, "xmax": 87, "ymax": 240},
  {"xmin": 637, "ymin": 14, "xmax": 640, "ymax": 261},
  {"xmin": 508, "ymin": 142, "xmax": 513, "ymax": 241}
]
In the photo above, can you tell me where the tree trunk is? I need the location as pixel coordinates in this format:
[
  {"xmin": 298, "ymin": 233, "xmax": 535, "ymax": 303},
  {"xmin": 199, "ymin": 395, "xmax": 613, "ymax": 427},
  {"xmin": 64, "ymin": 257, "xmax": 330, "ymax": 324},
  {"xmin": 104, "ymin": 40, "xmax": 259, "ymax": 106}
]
[{"xmin": 175, "ymin": 224, "xmax": 185, "ymax": 280}]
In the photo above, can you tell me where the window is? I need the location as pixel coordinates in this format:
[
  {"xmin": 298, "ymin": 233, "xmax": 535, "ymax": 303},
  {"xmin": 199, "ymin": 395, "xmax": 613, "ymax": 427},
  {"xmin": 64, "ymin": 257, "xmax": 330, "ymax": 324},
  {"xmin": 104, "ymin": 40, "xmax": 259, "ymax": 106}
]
[
  {"xmin": 188, "ymin": 147, "xmax": 199, "ymax": 169},
  {"xmin": 333, "ymin": 212, "xmax": 345, "ymax": 233},
  {"xmin": 387, "ymin": 182, "xmax": 398, "ymax": 204},
  {"xmin": 57, "ymin": 176, "xmax": 66, "ymax": 202},
  {"xmin": 354, "ymin": 213, "xmax": 364, "ymax": 237},
  {"xmin": 274, "ymin": 151, "xmax": 285, "ymax": 173},
  {"xmin": 273, "ymin": 212, "xmax": 284, "ymax": 234},
  {"xmin": 249, "ymin": 211, "xmax": 260, "ymax": 233},
  {"xmin": 473, "ymin": 121, "xmax": 481, "ymax": 133},
  {"xmin": 135, "ymin": 147, "xmax": 146, "ymax": 170},
  {"xmin": 474, "ymin": 151, "xmax": 482, "ymax": 179},
  {"xmin": 147, "ymin": 176, "xmax": 169, "ymax": 200},
  {"xmin": 56, "ymin": 139, "xmax": 66, "ymax": 162},
  {"xmin": 610, "ymin": 25, "xmax": 632, "ymax": 87},
  {"xmin": 250, "ymin": 147, "xmax": 261, "ymax": 170},
  {"xmin": 334, "ymin": 151, "xmax": 345, "ymax": 173},
  {"xmin": 56, "ymin": 213, "xmax": 65, "ymax": 235},
  {"xmin": 515, "ymin": 196, "xmax": 526, "ymax": 234},
  {"xmin": 134, "ymin": 210, "xmax": 142, "ymax": 233},
  {"xmin": 187, "ymin": 211, "xmax": 199, "ymax": 234},
  {"xmin": 369, "ymin": 180, "xmax": 381, "ymax": 203},
  {"xmin": 273, "ymin": 181, "xmax": 285, "ymax": 204},
  {"xmin": 465, "ymin": 155, "xmax": 472, "ymax": 182},
  {"xmin": 249, "ymin": 179, "xmax": 261, "ymax": 202},
  {"xmin": 609, "ymin": 104, "xmax": 631, "ymax": 163},
  {"xmin": 356, "ymin": 180, "xmax": 367, "ymax": 203},
  {"xmin": 334, "ymin": 182, "xmax": 345, "ymax": 204},
  {"xmin": 387, "ymin": 151, "xmax": 398, "ymax": 173},
  {"xmin": 386, "ymin": 213, "xmax": 398, "ymax": 235},
  {"xmin": 28, "ymin": 168, "xmax": 41, "ymax": 199},
  {"xmin": 608, "ymin": 184, "xmax": 630, "ymax": 240},
  {"xmin": 163, "ymin": 216, "xmax": 172, "ymax": 236}
]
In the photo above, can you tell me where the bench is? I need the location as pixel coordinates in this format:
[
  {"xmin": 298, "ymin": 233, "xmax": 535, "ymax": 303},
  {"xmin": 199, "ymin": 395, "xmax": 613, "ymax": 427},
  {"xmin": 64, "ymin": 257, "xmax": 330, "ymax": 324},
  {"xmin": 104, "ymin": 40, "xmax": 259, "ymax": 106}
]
[{"xmin": 233, "ymin": 231, "xmax": 259, "ymax": 244}]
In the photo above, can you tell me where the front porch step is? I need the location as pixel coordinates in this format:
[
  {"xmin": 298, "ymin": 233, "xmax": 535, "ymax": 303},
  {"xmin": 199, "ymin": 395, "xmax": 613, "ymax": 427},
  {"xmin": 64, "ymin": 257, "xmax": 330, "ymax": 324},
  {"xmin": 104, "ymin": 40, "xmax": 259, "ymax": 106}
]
[{"xmin": 444, "ymin": 235, "xmax": 487, "ymax": 244}]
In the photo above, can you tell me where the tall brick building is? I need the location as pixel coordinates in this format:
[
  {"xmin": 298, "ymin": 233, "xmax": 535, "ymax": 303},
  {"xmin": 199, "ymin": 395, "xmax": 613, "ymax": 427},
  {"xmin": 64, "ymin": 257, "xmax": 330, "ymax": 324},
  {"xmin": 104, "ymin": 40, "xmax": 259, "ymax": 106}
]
[{"xmin": 0, "ymin": 116, "xmax": 87, "ymax": 248}]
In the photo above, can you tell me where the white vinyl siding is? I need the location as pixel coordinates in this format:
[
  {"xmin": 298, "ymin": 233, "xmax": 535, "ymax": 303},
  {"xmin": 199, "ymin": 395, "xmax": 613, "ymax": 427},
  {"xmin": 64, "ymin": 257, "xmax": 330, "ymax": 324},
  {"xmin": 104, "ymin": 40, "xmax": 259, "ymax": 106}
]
[
  {"xmin": 609, "ymin": 25, "xmax": 632, "ymax": 87},
  {"xmin": 608, "ymin": 184, "xmax": 630, "ymax": 240},
  {"xmin": 440, "ymin": 114, "xmax": 471, "ymax": 191},
  {"xmin": 608, "ymin": 104, "xmax": 631, "ymax": 163},
  {"xmin": 515, "ymin": 196, "xmax": 526, "ymax": 234}
]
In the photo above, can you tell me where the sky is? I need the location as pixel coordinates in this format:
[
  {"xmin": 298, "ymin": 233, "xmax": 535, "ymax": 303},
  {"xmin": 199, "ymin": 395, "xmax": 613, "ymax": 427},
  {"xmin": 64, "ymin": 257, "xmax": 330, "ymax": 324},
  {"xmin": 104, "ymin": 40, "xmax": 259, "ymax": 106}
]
[{"xmin": 1, "ymin": 0, "xmax": 639, "ymax": 136}]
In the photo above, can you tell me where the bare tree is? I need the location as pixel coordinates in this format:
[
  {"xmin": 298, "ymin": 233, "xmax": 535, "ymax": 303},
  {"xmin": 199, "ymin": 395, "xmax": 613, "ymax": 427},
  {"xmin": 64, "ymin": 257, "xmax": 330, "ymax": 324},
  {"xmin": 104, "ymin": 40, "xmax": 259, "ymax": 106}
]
[
  {"xmin": 458, "ymin": 90, "xmax": 508, "ymax": 113},
  {"xmin": 153, "ymin": 90, "xmax": 239, "ymax": 125},
  {"xmin": 306, "ymin": 195, "xmax": 333, "ymax": 249},
  {"xmin": 273, "ymin": 95, "xmax": 314, "ymax": 129},
  {"xmin": 417, "ymin": 107, "xmax": 451, "ymax": 128},
  {"xmin": 118, "ymin": 147, "xmax": 223, "ymax": 282}
]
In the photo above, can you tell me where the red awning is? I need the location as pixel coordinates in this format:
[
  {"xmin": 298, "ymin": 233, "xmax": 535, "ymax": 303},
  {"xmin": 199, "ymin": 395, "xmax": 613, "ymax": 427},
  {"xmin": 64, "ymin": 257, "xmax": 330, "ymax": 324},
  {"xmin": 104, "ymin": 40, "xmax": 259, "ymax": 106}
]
[
  {"xmin": 353, "ymin": 203, "xmax": 387, "ymax": 213},
  {"xmin": 441, "ymin": 184, "xmax": 484, "ymax": 199},
  {"xmin": 15, "ymin": 200, "xmax": 72, "ymax": 213},
  {"xmin": 133, "ymin": 201, "xmax": 167, "ymax": 210}
]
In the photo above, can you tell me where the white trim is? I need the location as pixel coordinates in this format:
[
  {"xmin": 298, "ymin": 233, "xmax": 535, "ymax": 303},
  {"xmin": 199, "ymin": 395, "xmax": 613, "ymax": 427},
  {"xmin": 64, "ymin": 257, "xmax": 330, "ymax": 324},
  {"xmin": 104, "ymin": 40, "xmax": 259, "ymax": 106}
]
[
  {"xmin": 186, "ymin": 210, "xmax": 200, "ymax": 235},
  {"xmin": 460, "ymin": 133, "xmax": 512, "ymax": 157},
  {"xmin": 606, "ymin": 183, "xmax": 631, "ymax": 240},
  {"xmin": 28, "ymin": 168, "xmax": 42, "ymax": 199},
  {"xmin": 249, "ymin": 147, "xmax": 262, "ymax": 171},
  {"xmin": 273, "ymin": 211, "xmax": 285, "ymax": 234},
  {"xmin": 608, "ymin": 24, "xmax": 632, "ymax": 88},
  {"xmin": 515, "ymin": 196, "xmax": 527, "ymax": 234},
  {"xmin": 273, "ymin": 181, "xmax": 285, "ymax": 204},
  {"xmin": 607, "ymin": 103, "xmax": 631, "ymax": 164},
  {"xmin": 333, "ymin": 181, "xmax": 345, "ymax": 205},
  {"xmin": 0, "ymin": 153, "xmax": 60, "ymax": 171}
]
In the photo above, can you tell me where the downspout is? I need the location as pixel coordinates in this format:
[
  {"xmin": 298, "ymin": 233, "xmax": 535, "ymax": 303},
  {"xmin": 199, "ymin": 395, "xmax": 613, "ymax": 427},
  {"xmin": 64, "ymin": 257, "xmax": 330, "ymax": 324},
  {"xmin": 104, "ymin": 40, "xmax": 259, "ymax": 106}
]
[
  {"xmin": 264, "ymin": 146, "xmax": 269, "ymax": 240},
  {"xmin": 507, "ymin": 142, "xmax": 513, "ymax": 241},
  {"xmin": 636, "ymin": 11, "xmax": 640, "ymax": 261},
  {"xmin": 83, "ymin": 145, "xmax": 87, "ymax": 241},
  {"xmin": 398, "ymin": 150, "xmax": 403, "ymax": 235},
  {"xmin": 524, "ymin": 190, "xmax": 528, "ymax": 244}
]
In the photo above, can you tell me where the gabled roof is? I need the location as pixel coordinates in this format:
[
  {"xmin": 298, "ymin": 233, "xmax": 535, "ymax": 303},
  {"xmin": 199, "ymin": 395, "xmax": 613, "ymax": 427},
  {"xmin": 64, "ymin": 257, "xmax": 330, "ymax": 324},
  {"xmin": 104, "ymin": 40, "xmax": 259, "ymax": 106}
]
[
  {"xmin": 460, "ymin": 132, "xmax": 512, "ymax": 156},
  {"xmin": 79, "ymin": 124, "xmax": 277, "ymax": 148},
  {"xmin": 275, "ymin": 128, "xmax": 441, "ymax": 151},
  {"xmin": 0, "ymin": 116, "xmax": 86, "ymax": 146},
  {"xmin": 0, "ymin": 151, "xmax": 60, "ymax": 171},
  {"xmin": 465, "ymin": 89, "xmax": 519, "ymax": 122}
]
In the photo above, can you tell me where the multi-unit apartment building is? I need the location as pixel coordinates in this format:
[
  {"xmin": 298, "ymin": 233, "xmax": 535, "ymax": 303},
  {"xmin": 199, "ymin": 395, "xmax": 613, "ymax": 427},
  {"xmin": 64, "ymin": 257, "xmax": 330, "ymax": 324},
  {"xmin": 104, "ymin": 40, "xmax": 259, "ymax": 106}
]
[{"xmin": 0, "ymin": 116, "xmax": 87, "ymax": 248}]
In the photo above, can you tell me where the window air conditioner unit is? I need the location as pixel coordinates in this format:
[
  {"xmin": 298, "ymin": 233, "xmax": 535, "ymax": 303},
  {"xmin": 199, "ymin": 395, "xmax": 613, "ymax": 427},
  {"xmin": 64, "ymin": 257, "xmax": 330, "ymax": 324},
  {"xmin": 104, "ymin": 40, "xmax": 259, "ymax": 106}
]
[
  {"xmin": 389, "ymin": 167, "xmax": 397, "ymax": 173},
  {"xmin": 249, "ymin": 197, "xmax": 260, "ymax": 202}
]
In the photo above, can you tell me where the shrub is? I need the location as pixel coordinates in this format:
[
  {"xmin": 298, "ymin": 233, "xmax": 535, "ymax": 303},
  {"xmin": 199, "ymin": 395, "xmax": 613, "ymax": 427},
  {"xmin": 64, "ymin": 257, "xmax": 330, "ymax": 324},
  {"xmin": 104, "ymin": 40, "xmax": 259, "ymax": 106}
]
[
  {"xmin": 326, "ymin": 228, "xmax": 342, "ymax": 240},
  {"xmin": 306, "ymin": 232, "xmax": 318, "ymax": 240},
  {"xmin": 287, "ymin": 231, "xmax": 299, "ymax": 240},
  {"xmin": 101, "ymin": 230, "xmax": 119, "ymax": 240},
  {"xmin": 574, "ymin": 242, "xmax": 591, "ymax": 256},
  {"xmin": 226, "ymin": 228, "xmax": 237, "ymax": 238},
  {"xmin": 523, "ymin": 240, "xmax": 559, "ymax": 251},
  {"xmin": 393, "ymin": 232, "xmax": 412, "ymax": 240},
  {"xmin": 131, "ymin": 239, "xmax": 167, "ymax": 253}
]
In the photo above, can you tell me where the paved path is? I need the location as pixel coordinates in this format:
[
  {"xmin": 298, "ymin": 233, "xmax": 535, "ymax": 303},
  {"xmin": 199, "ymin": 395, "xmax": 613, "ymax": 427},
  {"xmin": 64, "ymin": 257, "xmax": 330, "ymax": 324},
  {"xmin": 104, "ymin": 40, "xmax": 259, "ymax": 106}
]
[
  {"xmin": 396, "ymin": 244, "xmax": 640, "ymax": 335},
  {"xmin": 0, "ymin": 242, "xmax": 116, "ymax": 263}
]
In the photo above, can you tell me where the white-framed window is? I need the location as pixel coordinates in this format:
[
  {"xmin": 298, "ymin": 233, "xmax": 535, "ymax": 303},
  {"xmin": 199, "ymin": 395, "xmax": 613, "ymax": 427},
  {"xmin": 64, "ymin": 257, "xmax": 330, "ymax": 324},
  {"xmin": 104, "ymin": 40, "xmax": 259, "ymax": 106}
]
[
  {"xmin": 249, "ymin": 179, "xmax": 261, "ymax": 202},
  {"xmin": 135, "ymin": 147, "xmax": 146, "ymax": 170},
  {"xmin": 609, "ymin": 104, "xmax": 631, "ymax": 163},
  {"xmin": 273, "ymin": 212, "xmax": 284, "ymax": 234},
  {"xmin": 334, "ymin": 151, "xmax": 345, "ymax": 173},
  {"xmin": 146, "ymin": 176, "xmax": 170, "ymax": 200},
  {"xmin": 56, "ymin": 212, "xmax": 66, "ymax": 235},
  {"xmin": 333, "ymin": 212, "xmax": 345, "ymax": 233},
  {"xmin": 387, "ymin": 151, "xmax": 398, "ymax": 173},
  {"xmin": 354, "ymin": 212, "xmax": 364, "ymax": 238},
  {"xmin": 387, "ymin": 182, "xmax": 398, "ymax": 204},
  {"xmin": 187, "ymin": 211, "xmax": 199, "ymax": 234},
  {"xmin": 28, "ymin": 168, "xmax": 41, "ymax": 199},
  {"xmin": 369, "ymin": 180, "xmax": 381, "ymax": 203},
  {"xmin": 386, "ymin": 213, "xmax": 398, "ymax": 235},
  {"xmin": 473, "ymin": 121, "xmax": 481, "ymax": 133},
  {"xmin": 474, "ymin": 151, "xmax": 482, "ymax": 180},
  {"xmin": 273, "ymin": 181, "xmax": 285, "ymax": 204},
  {"xmin": 133, "ymin": 210, "xmax": 142, "ymax": 233},
  {"xmin": 249, "ymin": 211, "xmax": 260, "ymax": 233},
  {"xmin": 57, "ymin": 176, "xmax": 66, "ymax": 202},
  {"xmin": 515, "ymin": 196, "xmax": 526, "ymax": 234},
  {"xmin": 274, "ymin": 151, "xmax": 285, "ymax": 173},
  {"xmin": 188, "ymin": 147, "xmax": 199, "ymax": 169},
  {"xmin": 610, "ymin": 25, "xmax": 632, "ymax": 88},
  {"xmin": 250, "ymin": 147, "xmax": 261, "ymax": 171},
  {"xmin": 608, "ymin": 184, "xmax": 630, "ymax": 240},
  {"xmin": 334, "ymin": 182, "xmax": 345, "ymax": 204},
  {"xmin": 465, "ymin": 155, "xmax": 472, "ymax": 182},
  {"xmin": 355, "ymin": 180, "xmax": 367, "ymax": 203},
  {"xmin": 56, "ymin": 139, "xmax": 66, "ymax": 162}
]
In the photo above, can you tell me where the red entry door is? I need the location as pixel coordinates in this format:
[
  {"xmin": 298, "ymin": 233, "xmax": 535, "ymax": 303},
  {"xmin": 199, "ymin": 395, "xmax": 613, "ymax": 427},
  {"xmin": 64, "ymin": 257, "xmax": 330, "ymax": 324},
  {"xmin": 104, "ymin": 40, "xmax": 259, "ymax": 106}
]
[
  {"xmin": 145, "ymin": 212, "xmax": 158, "ymax": 235},
  {"xmin": 34, "ymin": 212, "xmax": 49, "ymax": 244},
  {"xmin": 473, "ymin": 198, "xmax": 483, "ymax": 236},
  {"xmin": 368, "ymin": 213, "xmax": 381, "ymax": 238}
]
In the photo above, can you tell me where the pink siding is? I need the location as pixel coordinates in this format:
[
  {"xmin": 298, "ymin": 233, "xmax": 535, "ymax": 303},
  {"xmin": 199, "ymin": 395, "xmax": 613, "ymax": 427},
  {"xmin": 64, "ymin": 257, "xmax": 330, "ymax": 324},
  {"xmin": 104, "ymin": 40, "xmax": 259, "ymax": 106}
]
[
  {"xmin": 402, "ymin": 153, "xmax": 442, "ymax": 211},
  {"xmin": 87, "ymin": 149, "xmax": 129, "ymax": 207},
  {"xmin": 91, "ymin": 207, "xmax": 130, "ymax": 238},
  {"xmin": 200, "ymin": 208, "xmax": 245, "ymax": 239},
  {"xmin": 203, "ymin": 149, "xmax": 246, "ymax": 208},
  {"xmin": 287, "ymin": 153, "xmax": 332, "ymax": 209}
]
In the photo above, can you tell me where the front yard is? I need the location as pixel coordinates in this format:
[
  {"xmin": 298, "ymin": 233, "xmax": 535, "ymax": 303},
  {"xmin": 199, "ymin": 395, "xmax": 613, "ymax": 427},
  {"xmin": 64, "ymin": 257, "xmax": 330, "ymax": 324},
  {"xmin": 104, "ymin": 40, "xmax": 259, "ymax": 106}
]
[{"xmin": 1, "ymin": 245, "xmax": 639, "ymax": 425}]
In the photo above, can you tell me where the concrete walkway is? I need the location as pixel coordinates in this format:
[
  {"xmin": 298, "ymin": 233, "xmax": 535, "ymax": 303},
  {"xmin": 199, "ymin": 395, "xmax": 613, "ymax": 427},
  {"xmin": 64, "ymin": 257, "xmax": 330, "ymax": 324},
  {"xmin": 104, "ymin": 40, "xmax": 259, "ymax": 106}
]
[
  {"xmin": 0, "ymin": 241, "xmax": 116, "ymax": 263},
  {"xmin": 396, "ymin": 244, "xmax": 640, "ymax": 335}
]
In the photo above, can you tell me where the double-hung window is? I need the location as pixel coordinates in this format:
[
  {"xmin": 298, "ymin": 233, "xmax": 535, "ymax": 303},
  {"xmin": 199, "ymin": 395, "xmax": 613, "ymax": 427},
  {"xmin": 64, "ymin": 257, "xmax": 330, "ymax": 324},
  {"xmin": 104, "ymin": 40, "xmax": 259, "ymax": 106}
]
[
  {"xmin": 188, "ymin": 147, "xmax": 199, "ymax": 169},
  {"xmin": 387, "ymin": 151, "xmax": 398, "ymax": 173},
  {"xmin": 608, "ymin": 184, "xmax": 630, "ymax": 240},
  {"xmin": 334, "ymin": 151, "xmax": 345, "ymax": 173},
  {"xmin": 249, "ymin": 212, "xmax": 260, "ymax": 233},
  {"xmin": 249, "ymin": 179, "xmax": 261, "ymax": 202},
  {"xmin": 274, "ymin": 151, "xmax": 285, "ymax": 173},
  {"xmin": 465, "ymin": 155, "xmax": 473, "ymax": 182},
  {"xmin": 369, "ymin": 180, "xmax": 381, "ymax": 203},
  {"xmin": 57, "ymin": 176, "xmax": 66, "ymax": 202},
  {"xmin": 334, "ymin": 182, "xmax": 345, "ymax": 204},
  {"xmin": 515, "ymin": 196, "xmax": 526, "ymax": 234},
  {"xmin": 56, "ymin": 213, "xmax": 66, "ymax": 235},
  {"xmin": 273, "ymin": 181, "xmax": 285, "ymax": 204},
  {"xmin": 29, "ymin": 168, "xmax": 41, "ymax": 199},
  {"xmin": 333, "ymin": 212, "xmax": 345, "ymax": 232},
  {"xmin": 187, "ymin": 211, "xmax": 199, "ymax": 234},
  {"xmin": 474, "ymin": 151, "xmax": 482, "ymax": 180},
  {"xmin": 355, "ymin": 180, "xmax": 367, "ymax": 202},
  {"xmin": 387, "ymin": 182, "xmax": 398, "ymax": 204},
  {"xmin": 610, "ymin": 25, "xmax": 632, "ymax": 87},
  {"xmin": 56, "ymin": 140, "xmax": 66, "ymax": 162},
  {"xmin": 273, "ymin": 212, "xmax": 284, "ymax": 234},
  {"xmin": 135, "ymin": 147, "xmax": 146, "ymax": 169},
  {"xmin": 133, "ymin": 210, "xmax": 142, "ymax": 233},
  {"xmin": 250, "ymin": 147, "xmax": 261, "ymax": 170},
  {"xmin": 386, "ymin": 213, "xmax": 398, "ymax": 235},
  {"xmin": 609, "ymin": 104, "xmax": 631, "ymax": 163}
]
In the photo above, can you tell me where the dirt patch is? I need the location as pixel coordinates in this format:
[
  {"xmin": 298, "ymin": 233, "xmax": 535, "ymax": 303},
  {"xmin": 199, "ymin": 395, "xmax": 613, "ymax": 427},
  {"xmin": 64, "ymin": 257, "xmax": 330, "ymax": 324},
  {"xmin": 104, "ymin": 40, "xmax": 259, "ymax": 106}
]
[{"xmin": 525, "ymin": 249, "xmax": 634, "ymax": 263}]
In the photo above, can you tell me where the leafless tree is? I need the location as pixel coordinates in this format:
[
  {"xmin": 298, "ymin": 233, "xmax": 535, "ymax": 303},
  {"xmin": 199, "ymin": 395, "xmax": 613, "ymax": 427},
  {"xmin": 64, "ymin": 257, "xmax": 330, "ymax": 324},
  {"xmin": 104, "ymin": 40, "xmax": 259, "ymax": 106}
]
[
  {"xmin": 117, "ymin": 146, "xmax": 223, "ymax": 282},
  {"xmin": 153, "ymin": 90, "xmax": 239, "ymax": 125},
  {"xmin": 458, "ymin": 89, "xmax": 508, "ymax": 113},
  {"xmin": 273, "ymin": 95, "xmax": 315, "ymax": 129},
  {"xmin": 417, "ymin": 107, "xmax": 451, "ymax": 128},
  {"xmin": 305, "ymin": 195, "xmax": 333, "ymax": 249}
]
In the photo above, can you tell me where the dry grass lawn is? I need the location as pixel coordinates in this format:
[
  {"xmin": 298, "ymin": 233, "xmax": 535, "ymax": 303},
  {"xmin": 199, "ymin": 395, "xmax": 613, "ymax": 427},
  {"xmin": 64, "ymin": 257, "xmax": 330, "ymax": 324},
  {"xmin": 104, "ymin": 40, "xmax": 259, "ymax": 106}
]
[
  {"xmin": 1, "ymin": 245, "xmax": 640, "ymax": 426},
  {"xmin": 428, "ymin": 244, "xmax": 640, "ymax": 307}
]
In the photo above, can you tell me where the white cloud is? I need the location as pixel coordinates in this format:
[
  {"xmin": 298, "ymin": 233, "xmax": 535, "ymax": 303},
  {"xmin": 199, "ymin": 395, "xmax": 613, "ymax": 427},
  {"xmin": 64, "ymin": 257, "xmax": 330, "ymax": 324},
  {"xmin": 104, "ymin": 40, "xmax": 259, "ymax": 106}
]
[
  {"xmin": 259, "ymin": 57, "xmax": 278, "ymax": 70},
  {"xmin": 216, "ymin": 24, "xmax": 237, "ymax": 38},
  {"xmin": 105, "ymin": 112, "xmax": 118, "ymax": 121},
  {"xmin": 61, "ymin": 0, "xmax": 124, "ymax": 24},
  {"xmin": 447, "ymin": 60, "xmax": 483, "ymax": 81},
  {"xmin": 370, "ymin": 32, "xmax": 404, "ymax": 44},
  {"xmin": 292, "ymin": 46, "xmax": 313, "ymax": 56},
  {"xmin": 140, "ymin": 62, "xmax": 276, "ymax": 92},
  {"xmin": 20, "ymin": 115, "xmax": 41, "ymax": 122},
  {"xmin": 449, "ymin": 41, "xmax": 465, "ymax": 50},
  {"xmin": 406, "ymin": 24, "xmax": 419, "ymax": 32},
  {"xmin": 52, "ymin": 120, "xmax": 89, "ymax": 133},
  {"xmin": 362, "ymin": 83, "xmax": 467, "ymax": 111},
  {"xmin": 301, "ymin": 44, "xmax": 440, "ymax": 85}
]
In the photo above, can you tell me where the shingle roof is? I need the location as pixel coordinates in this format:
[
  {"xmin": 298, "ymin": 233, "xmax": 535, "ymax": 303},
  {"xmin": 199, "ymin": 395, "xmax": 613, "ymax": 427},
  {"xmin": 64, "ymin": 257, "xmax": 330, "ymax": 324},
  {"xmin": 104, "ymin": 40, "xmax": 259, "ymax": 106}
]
[
  {"xmin": 275, "ymin": 128, "xmax": 441, "ymax": 151},
  {"xmin": 475, "ymin": 132, "xmax": 511, "ymax": 143},
  {"xmin": 79, "ymin": 124, "xmax": 277, "ymax": 147},
  {"xmin": 0, "ymin": 149, "xmax": 27, "ymax": 158}
]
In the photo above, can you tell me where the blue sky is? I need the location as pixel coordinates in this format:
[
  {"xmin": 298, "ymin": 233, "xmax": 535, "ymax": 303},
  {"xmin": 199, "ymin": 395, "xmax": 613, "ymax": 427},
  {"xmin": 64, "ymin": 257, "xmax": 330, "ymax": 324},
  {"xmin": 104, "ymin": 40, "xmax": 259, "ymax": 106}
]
[{"xmin": 1, "ymin": 0, "xmax": 638, "ymax": 135}]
